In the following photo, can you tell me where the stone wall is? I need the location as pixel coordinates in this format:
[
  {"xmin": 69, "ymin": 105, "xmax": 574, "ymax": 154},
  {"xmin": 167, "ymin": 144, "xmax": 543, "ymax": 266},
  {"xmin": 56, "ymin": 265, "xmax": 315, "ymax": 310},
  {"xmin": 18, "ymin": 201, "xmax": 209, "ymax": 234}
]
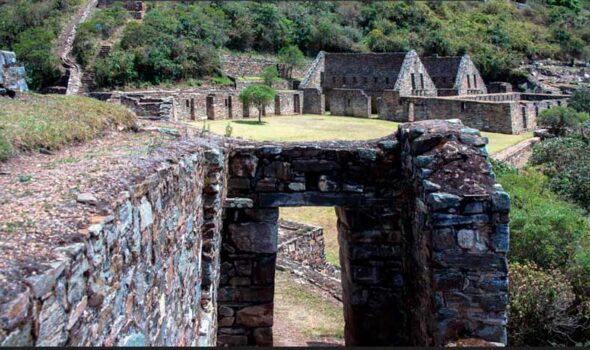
[
  {"xmin": 0, "ymin": 141, "xmax": 226, "ymax": 346},
  {"xmin": 329, "ymin": 89, "xmax": 371, "ymax": 118},
  {"xmin": 221, "ymin": 55, "xmax": 308, "ymax": 80},
  {"xmin": 219, "ymin": 119, "xmax": 509, "ymax": 346},
  {"xmin": 455, "ymin": 55, "xmax": 487, "ymax": 95},
  {"xmin": 492, "ymin": 137, "xmax": 540, "ymax": 168},
  {"xmin": 0, "ymin": 120, "xmax": 510, "ymax": 347},
  {"xmin": 90, "ymin": 90, "xmax": 302, "ymax": 121},
  {"xmin": 0, "ymin": 51, "xmax": 28, "ymax": 96},
  {"xmin": 379, "ymin": 93, "xmax": 571, "ymax": 134},
  {"xmin": 278, "ymin": 220, "xmax": 326, "ymax": 268},
  {"xmin": 302, "ymin": 88, "xmax": 324, "ymax": 114}
]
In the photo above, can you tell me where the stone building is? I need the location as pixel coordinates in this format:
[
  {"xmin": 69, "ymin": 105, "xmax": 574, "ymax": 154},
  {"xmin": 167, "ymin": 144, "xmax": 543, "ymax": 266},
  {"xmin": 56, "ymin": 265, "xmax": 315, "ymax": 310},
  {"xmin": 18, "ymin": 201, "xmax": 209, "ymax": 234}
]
[
  {"xmin": 300, "ymin": 51, "xmax": 437, "ymax": 117},
  {"xmin": 379, "ymin": 91, "xmax": 570, "ymax": 134},
  {"xmin": 421, "ymin": 54, "xmax": 487, "ymax": 96},
  {"xmin": 299, "ymin": 50, "xmax": 571, "ymax": 134},
  {"xmin": 89, "ymin": 89, "xmax": 303, "ymax": 121},
  {"xmin": 0, "ymin": 51, "xmax": 28, "ymax": 97}
]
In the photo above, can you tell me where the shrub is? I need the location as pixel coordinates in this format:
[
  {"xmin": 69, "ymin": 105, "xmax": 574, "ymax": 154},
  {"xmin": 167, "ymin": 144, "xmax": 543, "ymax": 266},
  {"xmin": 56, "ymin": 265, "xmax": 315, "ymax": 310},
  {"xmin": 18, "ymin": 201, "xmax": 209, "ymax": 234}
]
[
  {"xmin": 211, "ymin": 75, "xmax": 233, "ymax": 87},
  {"xmin": 537, "ymin": 107, "xmax": 586, "ymax": 136},
  {"xmin": 495, "ymin": 165, "xmax": 590, "ymax": 271},
  {"xmin": 531, "ymin": 135, "xmax": 590, "ymax": 208},
  {"xmin": 570, "ymin": 87, "xmax": 590, "ymax": 113},
  {"xmin": 508, "ymin": 262, "xmax": 581, "ymax": 346},
  {"xmin": 260, "ymin": 66, "xmax": 279, "ymax": 87}
]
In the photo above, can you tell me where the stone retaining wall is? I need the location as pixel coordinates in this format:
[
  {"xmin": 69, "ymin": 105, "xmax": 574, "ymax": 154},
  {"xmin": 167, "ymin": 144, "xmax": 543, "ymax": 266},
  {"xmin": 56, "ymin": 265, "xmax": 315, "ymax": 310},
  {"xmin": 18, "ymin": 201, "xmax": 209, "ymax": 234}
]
[
  {"xmin": 492, "ymin": 137, "xmax": 540, "ymax": 168},
  {"xmin": 0, "ymin": 51, "xmax": 28, "ymax": 95},
  {"xmin": 0, "ymin": 141, "xmax": 226, "ymax": 346}
]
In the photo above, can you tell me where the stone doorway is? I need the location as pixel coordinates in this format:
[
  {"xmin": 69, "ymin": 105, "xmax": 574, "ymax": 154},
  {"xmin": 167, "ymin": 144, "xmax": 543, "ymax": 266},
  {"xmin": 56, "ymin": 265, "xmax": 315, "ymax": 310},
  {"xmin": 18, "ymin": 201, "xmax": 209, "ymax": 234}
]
[
  {"xmin": 216, "ymin": 121, "xmax": 509, "ymax": 347},
  {"xmin": 207, "ymin": 95, "xmax": 215, "ymax": 120},
  {"xmin": 275, "ymin": 96, "xmax": 281, "ymax": 116},
  {"xmin": 294, "ymin": 94, "xmax": 301, "ymax": 114}
]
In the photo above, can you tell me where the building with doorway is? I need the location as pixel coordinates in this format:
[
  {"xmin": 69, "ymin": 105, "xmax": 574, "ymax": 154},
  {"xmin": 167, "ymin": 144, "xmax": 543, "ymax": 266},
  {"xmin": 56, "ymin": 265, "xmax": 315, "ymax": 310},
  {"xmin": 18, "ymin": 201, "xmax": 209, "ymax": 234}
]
[
  {"xmin": 300, "ymin": 51, "xmax": 436, "ymax": 117},
  {"xmin": 88, "ymin": 89, "xmax": 303, "ymax": 121},
  {"xmin": 299, "ymin": 51, "xmax": 570, "ymax": 134}
]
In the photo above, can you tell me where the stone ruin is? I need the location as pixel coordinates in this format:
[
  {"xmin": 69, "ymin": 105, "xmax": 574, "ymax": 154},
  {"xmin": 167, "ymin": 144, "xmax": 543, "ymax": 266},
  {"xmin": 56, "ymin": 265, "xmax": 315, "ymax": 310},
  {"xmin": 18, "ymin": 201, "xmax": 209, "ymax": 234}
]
[
  {"xmin": 0, "ymin": 120, "xmax": 510, "ymax": 347},
  {"xmin": 300, "ymin": 50, "xmax": 571, "ymax": 134},
  {"xmin": 0, "ymin": 51, "xmax": 28, "ymax": 97}
]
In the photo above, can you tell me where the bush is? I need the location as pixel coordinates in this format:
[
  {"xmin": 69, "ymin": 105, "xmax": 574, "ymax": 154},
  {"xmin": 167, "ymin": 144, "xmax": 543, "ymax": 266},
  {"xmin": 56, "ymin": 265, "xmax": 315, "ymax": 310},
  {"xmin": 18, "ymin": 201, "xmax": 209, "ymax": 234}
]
[
  {"xmin": 497, "ymin": 166, "xmax": 590, "ymax": 270},
  {"xmin": 260, "ymin": 66, "xmax": 279, "ymax": 87},
  {"xmin": 570, "ymin": 87, "xmax": 590, "ymax": 113},
  {"xmin": 508, "ymin": 262, "xmax": 582, "ymax": 346},
  {"xmin": 537, "ymin": 107, "xmax": 586, "ymax": 136},
  {"xmin": 531, "ymin": 135, "xmax": 590, "ymax": 208}
]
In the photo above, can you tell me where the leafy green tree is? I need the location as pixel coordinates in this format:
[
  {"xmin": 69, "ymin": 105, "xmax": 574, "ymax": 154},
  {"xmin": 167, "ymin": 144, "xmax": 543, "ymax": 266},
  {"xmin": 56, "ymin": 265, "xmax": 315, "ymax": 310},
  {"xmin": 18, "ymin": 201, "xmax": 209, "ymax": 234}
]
[
  {"xmin": 239, "ymin": 84, "xmax": 276, "ymax": 124},
  {"xmin": 260, "ymin": 66, "xmax": 279, "ymax": 87},
  {"xmin": 569, "ymin": 87, "xmax": 590, "ymax": 113},
  {"xmin": 537, "ymin": 106, "xmax": 585, "ymax": 136},
  {"xmin": 277, "ymin": 45, "xmax": 305, "ymax": 79}
]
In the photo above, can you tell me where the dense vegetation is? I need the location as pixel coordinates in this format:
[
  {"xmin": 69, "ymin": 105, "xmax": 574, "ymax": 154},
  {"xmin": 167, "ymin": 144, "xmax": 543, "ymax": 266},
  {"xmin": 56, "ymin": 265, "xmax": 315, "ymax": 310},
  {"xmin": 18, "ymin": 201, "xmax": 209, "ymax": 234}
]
[
  {"xmin": 0, "ymin": 94, "xmax": 136, "ymax": 161},
  {"xmin": 495, "ymin": 163, "xmax": 590, "ymax": 346},
  {"xmin": 501, "ymin": 88, "xmax": 590, "ymax": 346},
  {"xmin": 1, "ymin": 0, "xmax": 589, "ymax": 90},
  {"xmin": 92, "ymin": 0, "xmax": 590, "ymax": 87},
  {"xmin": 0, "ymin": 0, "xmax": 84, "ymax": 90}
]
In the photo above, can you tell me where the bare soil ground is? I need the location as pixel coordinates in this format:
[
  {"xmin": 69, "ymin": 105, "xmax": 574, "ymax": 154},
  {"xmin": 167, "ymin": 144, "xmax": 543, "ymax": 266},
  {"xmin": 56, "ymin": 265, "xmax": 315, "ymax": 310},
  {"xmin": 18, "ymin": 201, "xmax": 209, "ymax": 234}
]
[{"xmin": 0, "ymin": 121, "xmax": 184, "ymax": 302}]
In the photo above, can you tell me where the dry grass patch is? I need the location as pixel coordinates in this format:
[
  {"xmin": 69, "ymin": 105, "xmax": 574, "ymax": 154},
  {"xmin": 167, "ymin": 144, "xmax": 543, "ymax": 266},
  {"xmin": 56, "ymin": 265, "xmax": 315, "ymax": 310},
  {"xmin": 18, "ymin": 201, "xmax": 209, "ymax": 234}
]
[
  {"xmin": 0, "ymin": 94, "xmax": 136, "ymax": 161},
  {"xmin": 274, "ymin": 270, "xmax": 344, "ymax": 343}
]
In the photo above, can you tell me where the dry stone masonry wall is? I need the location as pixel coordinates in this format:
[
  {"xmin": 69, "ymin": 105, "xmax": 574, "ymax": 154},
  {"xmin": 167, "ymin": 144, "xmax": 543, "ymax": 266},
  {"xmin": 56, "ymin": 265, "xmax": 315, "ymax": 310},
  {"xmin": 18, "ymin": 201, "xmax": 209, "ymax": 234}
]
[
  {"xmin": 0, "ymin": 51, "xmax": 28, "ymax": 96},
  {"xmin": 0, "ymin": 120, "xmax": 510, "ymax": 347}
]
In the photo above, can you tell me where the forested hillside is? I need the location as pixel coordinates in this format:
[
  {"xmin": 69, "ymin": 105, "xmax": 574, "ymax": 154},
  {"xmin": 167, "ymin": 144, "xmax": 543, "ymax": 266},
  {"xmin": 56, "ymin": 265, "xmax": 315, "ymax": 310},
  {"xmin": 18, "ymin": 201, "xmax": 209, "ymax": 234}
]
[{"xmin": 1, "ymin": 0, "xmax": 589, "ymax": 91}]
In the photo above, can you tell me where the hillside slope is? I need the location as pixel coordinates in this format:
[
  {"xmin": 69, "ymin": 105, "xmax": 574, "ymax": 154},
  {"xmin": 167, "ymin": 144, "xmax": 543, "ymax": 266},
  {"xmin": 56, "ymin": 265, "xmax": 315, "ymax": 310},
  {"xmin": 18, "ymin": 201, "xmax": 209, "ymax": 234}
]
[{"xmin": 1, "ymin": 0, "xmax": 589, "ymax": 91}]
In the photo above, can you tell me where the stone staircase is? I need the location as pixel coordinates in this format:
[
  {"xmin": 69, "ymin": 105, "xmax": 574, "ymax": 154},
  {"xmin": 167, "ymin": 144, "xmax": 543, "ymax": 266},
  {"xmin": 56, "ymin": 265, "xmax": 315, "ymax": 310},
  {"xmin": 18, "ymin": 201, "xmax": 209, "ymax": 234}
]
[
  {"xmin": 299, "ymin": 51, "xmax": 325, "ymax": 89},
  {"xmin": 79, "ymin": 45, "xmax": 110, "ymax": 93}
]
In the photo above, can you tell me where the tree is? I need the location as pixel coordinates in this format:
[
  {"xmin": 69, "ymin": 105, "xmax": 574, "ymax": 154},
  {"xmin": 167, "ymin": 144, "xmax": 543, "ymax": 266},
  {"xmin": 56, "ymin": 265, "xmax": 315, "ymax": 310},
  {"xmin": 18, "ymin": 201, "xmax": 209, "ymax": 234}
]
[
  {"xmin": 260, "ymin": 65, "xmax": 279, "ymax": 87},
  {"xmin": 537, "ymin": 106, "xmax": 584, "ymax": 136},
  {"xmin": 569, "ymin": 87, "xmax": 590, "ymax": 113},
  {"xmin": 239, "ymin": 84, "xmax": 276, "ymax": 124},
  {"xmin": 277, "ymin": 45, "xmax": 305, "ymax": 79}
]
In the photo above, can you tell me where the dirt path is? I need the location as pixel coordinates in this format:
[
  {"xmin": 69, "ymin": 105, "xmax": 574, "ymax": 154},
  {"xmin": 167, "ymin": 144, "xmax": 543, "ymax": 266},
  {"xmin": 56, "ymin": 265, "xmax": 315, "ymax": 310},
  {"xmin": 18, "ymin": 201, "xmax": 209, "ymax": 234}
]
[
  {"xmin": 273, "ymin": 270, "xmax": 345, "ymax": 347},
  {"xmin": 56, "ymin": 0, "xmax": 99, "ymax": 95}
]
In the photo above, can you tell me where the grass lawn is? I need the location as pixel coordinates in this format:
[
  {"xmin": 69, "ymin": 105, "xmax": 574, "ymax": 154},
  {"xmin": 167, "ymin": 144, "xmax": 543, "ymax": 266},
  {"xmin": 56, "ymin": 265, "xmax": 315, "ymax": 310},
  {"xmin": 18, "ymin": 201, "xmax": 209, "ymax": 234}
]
[
  {"xmin": 198, "ymin": 114, "xmax": 533, "ymax": 268},
  {"xmin": 197, "ymin": 115, "xmax": 532, "ymax": 154},
  {"xmin": 0, "ymin": 94, "xmax": 136, "ymax": 161}
]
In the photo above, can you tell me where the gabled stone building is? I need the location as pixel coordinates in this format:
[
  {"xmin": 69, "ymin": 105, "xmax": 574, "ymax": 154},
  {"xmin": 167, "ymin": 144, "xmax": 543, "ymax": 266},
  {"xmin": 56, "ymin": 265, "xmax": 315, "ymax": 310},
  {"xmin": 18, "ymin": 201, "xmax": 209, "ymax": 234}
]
[
  {"xmin": 421, "ymin": 54, "xmax": 487, "ymax": 96},
  {"xmin": 300, "ymin": 51, "xmax": 437, "ymax": 117}
]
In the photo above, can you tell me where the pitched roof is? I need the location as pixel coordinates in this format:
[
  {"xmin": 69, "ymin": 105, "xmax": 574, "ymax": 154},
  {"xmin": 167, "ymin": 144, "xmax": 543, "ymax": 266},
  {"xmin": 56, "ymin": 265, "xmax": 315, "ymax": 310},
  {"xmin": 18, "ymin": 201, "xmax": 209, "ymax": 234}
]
[
  {"xmin": 421, "ymin": 56, "xmax": 463, "ymax": 89},
  {"xmin": 324, "ymin": 52, "xmax": 409, "ymax": 82}
]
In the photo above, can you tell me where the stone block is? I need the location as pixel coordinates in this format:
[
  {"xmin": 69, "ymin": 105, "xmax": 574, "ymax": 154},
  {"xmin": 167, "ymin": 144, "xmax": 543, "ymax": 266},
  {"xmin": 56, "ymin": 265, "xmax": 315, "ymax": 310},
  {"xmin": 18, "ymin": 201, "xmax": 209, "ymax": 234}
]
[
  {"xmin": 491, "ymin": 224, "xmax": 509, "ymax": 253},
  {"xmin": 491, "ymin": 191, "xmax": 510, "ymax": 212},
  {"xmin": 227, "ymin": 223, "xmax": 277, "ymax": 254},
  {"xmin": 253, "ymin": 327, "xmax": 273, "ymax": 346},
  {"xmin": 432, "ymin": 213, "xmax": 489, "ymax": 227},
  {"xmin": 217, "ymin": 334, "xmax": 248, "ymax": 346},
  {"xmin": 218, "ymin": 287, "xmax": 274, "ymax": 303},
  {"xmin": 428, "ymin": 193, "xmax": 462, "ymax": 211},
  {"xmin": 456, "ymin": 229, "xmax": 475, "ymax": 249},
  {"xmin": 230, "ymin": 154, "xmax": 258, "ymax": 177},
  {"xmin": 236, "ymin": 304, "xmax": 273, "ymax": 327},
  {"xmin": 433, "ymin": 228, "xmax": 455, "ymax": 251}
]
